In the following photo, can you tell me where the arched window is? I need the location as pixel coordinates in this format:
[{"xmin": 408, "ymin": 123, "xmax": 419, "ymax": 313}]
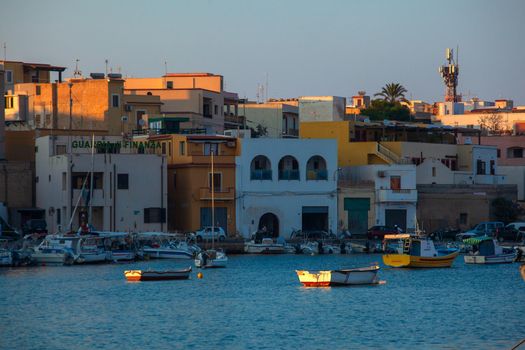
[
  {"xmin": 306, "ymin": 155, "xmax": 327, "ymax": 180},
  {"xmin": 250, "ymin": 155, "xmax": 272, "ymax": 180},
  {"xmin": 278, "ymin": 155, "xmax": 299, "ymax": 180}
]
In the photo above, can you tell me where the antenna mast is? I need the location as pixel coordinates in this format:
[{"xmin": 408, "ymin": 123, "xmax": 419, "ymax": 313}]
[
  {"xmin": 438, "ymin": 47, "xmax": 460, "ymax": 102},
  {"xmin": 73, "ymin": 59, "xmax": 82, "ymax": 78},
  {"xmin": 2, "ymin": 43, "xmax": 6, "ymax": 61}
]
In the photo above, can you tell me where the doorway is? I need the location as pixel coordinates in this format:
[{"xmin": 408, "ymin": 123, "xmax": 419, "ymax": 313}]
[{"xmin": 258, "ymin": 212, "xmax": 279, "ymax": 237}]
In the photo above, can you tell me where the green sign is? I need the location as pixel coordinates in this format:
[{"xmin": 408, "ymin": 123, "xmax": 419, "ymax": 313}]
[{"xmin": 71, "ymin": 140, "xmax": 162, "ymax": 150}]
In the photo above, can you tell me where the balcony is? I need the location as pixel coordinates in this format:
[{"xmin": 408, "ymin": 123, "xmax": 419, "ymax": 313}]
[
  {"xmin": 306, "ymin": 170, "xmax": 328, "ymax": 181},
  {"xmin": 377, "ymin": 189, "xmax": 417, "ymax": 202},
  {"xmin": 283, "ymin": 129, "xmax": 299, "ymax": 138},
  {"xmin": 251, "ymin": 169, "xmax": 272, "ymax": 180},
  {"xmin": 199, "ymin": 187, "xmax": 235, "ymax": 201},
  {"xmin": 278, "ymin": 170, "xmax": 300, "ymax": 181},
  {"xmin": 72, "ymin": 189, "xmax": 105, "ymax": 206}
]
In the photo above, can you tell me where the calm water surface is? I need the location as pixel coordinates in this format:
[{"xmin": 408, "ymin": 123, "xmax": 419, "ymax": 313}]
[{"xmin": 1, "ymin": 254, "xmax": 523, "ymax": 349}]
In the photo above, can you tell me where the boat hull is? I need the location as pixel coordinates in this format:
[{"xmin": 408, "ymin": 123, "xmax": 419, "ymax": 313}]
[
  {"xmin": 111, "ymin": 250, "xmax": 136, "ymax": 261},
  {"xmin": 124, "ymin": 268, "xmax": 191, "ymax": 281},
  {"xmin": 143, "ymin": 248, "xmax": 193, "ymax": 259},
  {"xmin": 244, "ymin": 244, "xmax": 285, "ymax": 254},
  {"xmin": 195, "ymin": 250, "xmax": 228, "ymax": 268},
  {"xmin": 31, "ymin": 252, "xmax": 70, "ymax": 265},
  {"xmin": 464, "ymin": 252, "xmax": 516, "ymax": 264},
  {"xmin": 296, "ymin": 266, "xmax": 380, "ymax": 287},
  {"xmin": 383, "ymin": 250, "xmax": 459, "ymax": 268}
]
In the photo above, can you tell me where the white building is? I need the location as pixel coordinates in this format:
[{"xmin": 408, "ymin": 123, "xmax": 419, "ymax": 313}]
[
  {"xmin": 235, "ymin": 138, "xmax": 338, "ymax": 239},
  {"xmin": 299, "ymin": 96, "xmax": 346, "ymax": 122},
  {"xmin": 339, "ymin": 164, "xmax": 417, "ymax": 233},
  {"xmin": 36, "ymin": 135, "xmax": 167, "ymax": 233}
]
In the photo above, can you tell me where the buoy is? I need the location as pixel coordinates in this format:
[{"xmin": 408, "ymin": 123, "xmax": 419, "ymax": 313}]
[{"xmin": 197, "ymin": 272, "xmax": 203, "ymax": 279}]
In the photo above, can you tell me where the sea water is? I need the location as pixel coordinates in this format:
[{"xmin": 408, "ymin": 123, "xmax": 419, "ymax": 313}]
[{"xmin": 0, "ymin": 254, "xmax": 523, "ymax": 349}]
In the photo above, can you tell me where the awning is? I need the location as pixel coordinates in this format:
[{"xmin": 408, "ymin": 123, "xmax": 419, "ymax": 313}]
[{"xmin": 463, "ymin": 236, "xmax": 492, "ymax": 245}]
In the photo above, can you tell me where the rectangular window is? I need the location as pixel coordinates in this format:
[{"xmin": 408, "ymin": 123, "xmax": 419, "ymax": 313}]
[
  {"xmin": 71, "ymin": 173, "xmax": 103, "ymax": 189},
  {"xmin": 460, "ymin": 213, "xmax": 468, "ymax": 225},
  {"xmin": 432, "ymin": 167, "xmax": 436, "ymax": 177},
  {"xmin": 179, "ymin": 141, "xmax": 186, "ymax": 155},
  {"xmin": 144, "ymin": 208, "xmax": 166, "ymax": 223},
  {"xmin": 35, "ymin": 114, "xmax": 41, "ymax": 126},
  {"xmin": 56, "ymin": 208, "xmax": 61, "ymax": 226},
  {"xmin": 490, "ymin": 160, "xmax": 495, "ymax": 175},
  {"xmin": 161, "ymin": 142, "xmax": 167, "ymax": 155},
  {"xmin": 208, "ymin": 173, "xmax": 222, "ymax": 191},
  {"xmin": 204, "ymin": 143, "xmax": 218, "ymax": 156},
  {"xmin": 168, "ymin": 142, "xmax": 172, "ymax": 156},
  {"xmin": 136, "ymin": 110, "xmax": 146, "ymax": 129},
  {"xmin": 497, "ymin": 149, "xmax": 501, "ymax": 158},
  {"xmin": 476, "ymin": 160, "xmax": 486, "ymax": 175},
  {"xmin": 62, "ymin": 172, "xmax": 67, "ymax": 191},
  {"xmin": 167, "ymin": 81, "xmax": 173, "ymax": 89},
  {"xmin": 173, "ymin": 172, "xmax": 176, "ymax": 188},
  {"xmin": 112, "ymin": 94, "xmax": 120, "ymax": 108},
  {"xmin": 390, "ymin": 176, "xmax": 401, "ymax": 190},
  {"xmin": 5, "ymin": 70, "xmax": 13, "ymax": 83},
  {"xmin": 117, "ymin": 174, "xmax": 129, "ymax": 189},
  {"xmin": 36, "ymin": 85, "xmax": 41, "ymax": 96},
  {"xmin": 5, "ymin": 96, "xmax": 14, "ymax": 109},
  {"xmin": 214, "ymin": 105, "xmax": 218, "ymax": 115}
]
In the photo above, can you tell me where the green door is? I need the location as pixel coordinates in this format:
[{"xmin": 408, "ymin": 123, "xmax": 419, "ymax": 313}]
[{"xmin": 344, "ymin": 198, "xmax": 370, "ymax": 235}]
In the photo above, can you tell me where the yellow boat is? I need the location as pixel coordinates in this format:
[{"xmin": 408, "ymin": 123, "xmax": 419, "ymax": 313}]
[{"xmin": 382, "ymin": 234, "xmax": 459, "ymax": 268}]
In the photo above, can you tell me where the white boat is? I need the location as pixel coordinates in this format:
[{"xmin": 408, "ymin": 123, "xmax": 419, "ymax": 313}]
[
  {"xmin": 0, "ymin": 249, "xmax": 13, "ymax": 266},
  {"xmin": 296, "ymin": 265, "xmax": 380, "ymax": 287},
  {"xmin": 463, "ymin": 236, "xmax": 517, "ymax": 264},
  {"xmin": 300, "ymin": 241, "xmax": 318, "ymax": 255},
  {"xmin": 31, "ymin": 235, "xmax": 80, "ymax": 265},
  {"xmin": 77, "ymin": 236, "xmax": 109, "ymax": 263},
  {"xmin": 143, "ymin": 241, "xmax": 194, "ymax": 259},
  {"xmin": 195, "ymin": 249, "xmax": 228, "ymax": 268},
  {"xmin": 244, "ymin": 237, "xmax": 286, "ymax": 254},
  {"xmin": 111, "ymin": 250, "xmax": 136, "ymax": 261}
]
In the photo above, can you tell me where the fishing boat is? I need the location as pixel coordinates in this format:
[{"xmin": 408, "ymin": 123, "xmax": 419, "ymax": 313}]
[
  {"xmin": 244, "ymin": 237, "xmax": 286, "ymax": 254},
  {"xmin": 382, "ymin": 234, "xmax": 459, "ymax": 268},
  {"xmin": 30, "ymin": 235, "xmax": 80, "ymax": 265},
  {"xmin": 296, "ymin": 265, "xmax": 380, "ymax": 287},
  {"xmin": 142, "ymin": 240, "xmax": 194, "ymax": 259},
  {"xmin": 463, "ymin": 236, "xmax": 517, "ymax": 264},
  {"xmin": 195, "ymin": 151, "xmax": 228, "ymax": 268},
  {"xmin": 520, "ymin": 264, "xmax": 525, "ymax": 282},
  {"xmin": 124, "ymin": 267, "xmax": 192, "ymax": 281}
]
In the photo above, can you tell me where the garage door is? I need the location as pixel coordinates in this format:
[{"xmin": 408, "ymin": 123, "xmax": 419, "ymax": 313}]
[{"xmin": 385, "ymin": 209, "xmax": 407, "ymax": 231}]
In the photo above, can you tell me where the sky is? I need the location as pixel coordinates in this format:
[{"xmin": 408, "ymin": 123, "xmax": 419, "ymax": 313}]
[{"xmin": 1, "ymin": 0, "xmax": 524, "ymax": 104}]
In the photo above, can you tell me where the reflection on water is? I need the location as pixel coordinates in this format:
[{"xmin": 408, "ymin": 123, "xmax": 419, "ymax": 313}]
[{"xmin": 0, "ymin": 254, "xmax": 523, "ymax": 349}]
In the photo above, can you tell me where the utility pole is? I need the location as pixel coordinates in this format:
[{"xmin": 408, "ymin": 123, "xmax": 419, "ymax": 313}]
[{"xmin": 68, "ymin": 81, "xmax": 73, "ymax": 231}]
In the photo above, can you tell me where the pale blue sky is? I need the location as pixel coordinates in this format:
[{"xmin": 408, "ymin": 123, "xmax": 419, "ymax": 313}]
[{"xmin": 1, "ymin": 0, "xmax": 524, "ymax": 104}]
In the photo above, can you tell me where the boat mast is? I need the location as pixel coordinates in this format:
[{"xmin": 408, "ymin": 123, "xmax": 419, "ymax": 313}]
[
  {"xmin": 211, "ymin": 150, "xmax": 215, "ymax": 250},
  {"xmin": 88, "ymin": 134, "xmax": 95, "ymax": 230}
]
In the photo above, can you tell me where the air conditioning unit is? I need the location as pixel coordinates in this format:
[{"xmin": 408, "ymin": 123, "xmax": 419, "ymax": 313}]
[
  {"xmin": 121, "ymin": 115, "xmax": 128, "ymax": 122},
  {"xmin": 124, "ymin": 104, "xmax": 132, "ymax": 112},
  {"xmin": 226, "ymin": 141, "xmax": 236, "ymax": 148},
  {"xmin": 377, "ymin": 171, "xmax": 386, "ymax": 178}
]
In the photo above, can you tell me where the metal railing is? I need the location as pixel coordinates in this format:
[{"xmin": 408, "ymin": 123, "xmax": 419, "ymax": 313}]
[
  {"xmin": 278, "ymin": 169, "xmax": 300, "ymax": 180},
  {"xmin": 250, "ymin": 169, "xmax": 272, "ymax": 180},
  {"xmin": 306, "ymin": 169, "xmax": 328, "ymax": 180}
]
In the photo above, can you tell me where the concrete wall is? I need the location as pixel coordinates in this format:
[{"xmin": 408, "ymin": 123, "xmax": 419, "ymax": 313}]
[
  {"xmin": 299, "ymin": 96, "xmax": 346, "ymax": 122},
  {"xmin": 237, "ymin": 103, "xmax": 298, "ymax": 138},
  {"xmin": 499, "ymin": 166, "xmax": 525, "ymax": 201},
  {"xmin": 236, "ymin": 138, "xmax": 338, "ymax": 238}
]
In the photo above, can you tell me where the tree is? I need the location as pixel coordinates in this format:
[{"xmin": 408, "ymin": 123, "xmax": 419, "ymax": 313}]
[
  {"xmin": 251, "ymin": 123, "xmax": 268, "ymax": 138},
  {"xmin": 360, "ymin": 99, "xmax": 411, "ymax": 121},
  {"xmin": 478, "ymin": 112, "xmax": 505, "ymax": 135},
  {"xmin": 492, "ymin": 197, "xmax": 523, "ymax": 223},
  {"xmin": 374, "ymin": 83, "xmax": 409, "ymax": 104}
]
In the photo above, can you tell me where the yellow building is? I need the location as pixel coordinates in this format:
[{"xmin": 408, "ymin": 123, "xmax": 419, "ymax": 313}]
[
  {"xmin": 134, "ymin": 132, "xmax": 240, "ymax": 235},
  {"xmin": 0, "ymin": 60, "xmax": 66, "ymax": 94}
]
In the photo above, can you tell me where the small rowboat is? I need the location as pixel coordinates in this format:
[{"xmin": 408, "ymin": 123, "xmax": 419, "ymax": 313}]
[
  {"xmin": 124, "ymin": 267, "xmax": 192, "ymax": 281},
  {"xmin": 296, "ymin": 265, "xmax": 380, "ymax": 287}
]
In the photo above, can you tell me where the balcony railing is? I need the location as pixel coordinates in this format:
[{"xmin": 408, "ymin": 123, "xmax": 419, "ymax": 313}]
[
  {"xmin": 306, "ymin": 169, "xmax": 328, "ymax": 180},
  {"xmin": 199, "ymin": 187, "xmax": 235, "ymax": 201},
  {"xmin": 284, "ymin": 128, "xmax": 299, "ymax": 137},
  {"xmin": 279, "ymin": 169, "xmax": 300, "ymax": 181},
  {"xmin": 251, "ymin": 169, "xmax": 272, "ymax": 180}
]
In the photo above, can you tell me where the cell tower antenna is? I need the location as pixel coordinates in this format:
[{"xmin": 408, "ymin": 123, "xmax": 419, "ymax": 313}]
[
  {"xmin": 164, "ymin": 60, "xmax": 168, "ymax": 76},
  {"xmin": 438, "ymin": 47, "xmax": 460, "ymax": 102},
  {"xmin": 73, "ymin": 59, "xmax": 82, "ymax": 78},
  {"xmin": 3, "ymin": 42, "xmax": 6, "ymax": 61},
  {"xmin": 105, "ymin": 59, "xmax": 109, "ymax": 76}
]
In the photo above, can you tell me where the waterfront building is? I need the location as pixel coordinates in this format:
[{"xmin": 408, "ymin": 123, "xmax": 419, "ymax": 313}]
[
  {"xmin": 237, "ymin": 100, "xmax": 299, "ymax": 138},
  {"xmin": 35, "ymin": 135, "xmax": 167, "ymax": 233},
  {"xmin": 124, "ymin": 73, "xmax": 239, "ymax": 134},
  {"xmin": 299, "ymin": 96, "xmax": 346, "ymax": 122},
  {"xmin": 436, "ymin": 107, "xmax": 525, "ymax": 131},
  {"xmin": 338, "ymin": 164, "xmax": 417, "ymax": 234},
  {"xmin": 133, "ymin": 128, "xmax": 239, "ymax": 235},
  {"xmin": 235, "ymin": 138, "xmax": 337, "ymax": 239},
  {"xmin": 300, "ymin": 120, "xmax": 516, "ymax": 232}
]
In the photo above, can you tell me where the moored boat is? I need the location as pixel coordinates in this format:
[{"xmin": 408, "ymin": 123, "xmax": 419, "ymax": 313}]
[
  {"xmin": 195, "ymin": 249, "xmax": 228, "ymax": 268},
  {"xmin": 382, "ymin": 234, "xmax": 459, "ymax": 268},
  {"xmin": 296, "ymin": 265, "xmax": 380, "ymax": 287},
  {"xmin": 244, "ymin": 237, "xmax": 286, "ymax": 254},
  {"xmin": 30, "ymin": 235, "xmax": 81, "ymax": 265},
  {"xmin": 463, "ymin": 236, "xmax": 517, "ymax": 264},
  {"xmin": 124, "ymin": 267, "xmax": 192, "ymax": 281}
]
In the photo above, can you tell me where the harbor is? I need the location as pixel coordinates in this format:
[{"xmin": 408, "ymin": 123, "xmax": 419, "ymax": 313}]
[{"xmin": 1, "ymin": 253, "xmax": 523, "ymax": 349}]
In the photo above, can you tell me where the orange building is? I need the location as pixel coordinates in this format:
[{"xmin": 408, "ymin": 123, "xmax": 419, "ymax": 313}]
[{"xmin": 133, "ymin": 132, "xmax": 239, "ymax": 235}]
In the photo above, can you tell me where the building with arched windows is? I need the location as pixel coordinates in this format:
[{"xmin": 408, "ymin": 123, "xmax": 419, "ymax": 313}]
[{"xmin": 235, "ymin": 138, "xmax": 337, "ymax": 239}]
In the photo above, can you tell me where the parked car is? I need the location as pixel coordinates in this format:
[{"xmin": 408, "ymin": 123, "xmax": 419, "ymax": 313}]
[
  {"xmin": 22, "ymin": 219, "xmax": 48, "ymax": 237},
  {"xmin": 367, "ymin": 226, "xmax": 399, "ymax": 240},
  {"xmin": 429, "ymin": 227, "xmax": 461, "ymax": 241},
  {"xmin": 195, "ymin": 227, "xmax": 226, "ymax": 242},
  {"xmin": 456, "ymin": 221, "xmax": 504, "ymax": 240},
  {"xmin": 495, "ymin": 223, "xmax": 525, "ymax": 242}
]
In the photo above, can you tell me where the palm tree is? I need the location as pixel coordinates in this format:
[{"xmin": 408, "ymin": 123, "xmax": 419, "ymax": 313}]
[{"xmin": 374, "ymin": 83, "xmax": 409, "ymax": 104}]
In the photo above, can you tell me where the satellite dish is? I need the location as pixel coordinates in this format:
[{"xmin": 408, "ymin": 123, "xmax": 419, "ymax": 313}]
[{"xmin": 138, "ymin": 119, "xmax": 146, "ymax": 126}]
